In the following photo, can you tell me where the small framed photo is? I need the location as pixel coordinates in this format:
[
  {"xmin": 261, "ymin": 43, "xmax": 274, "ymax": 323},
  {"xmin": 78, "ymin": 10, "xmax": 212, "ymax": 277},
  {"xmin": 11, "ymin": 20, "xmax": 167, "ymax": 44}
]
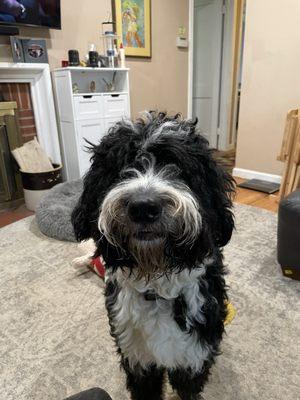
[
  {"xmin": 10, "ymin": 36, "xmax": 25, "ymax": 63},
  {"xmin": 112, "ymin": 0, "xmax": 151, "ymax": 58},
  {"xmin": 21, "ymin": 39, "xmax": 49, "ymax": 64}
]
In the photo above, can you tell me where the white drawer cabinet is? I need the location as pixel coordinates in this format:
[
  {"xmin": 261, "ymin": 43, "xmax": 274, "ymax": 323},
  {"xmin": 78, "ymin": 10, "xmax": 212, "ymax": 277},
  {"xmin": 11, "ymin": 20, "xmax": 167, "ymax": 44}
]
[
  {"xmin": 103, "ymin": 93, "xmax": 129, "ymax": 118},
  {"xmin": 104, "ymin": 117, "xmax": 122, "ymax": 132},
  {"xmin": 52, "ymin": 67, "xmax": 131, "ymax": 180},
  {"xmin": 74, "ymin": 95, "xmax": 103, "ymax": 120},
  {"xmin": 76, "ymin": 119, "xmax": 105, "ymax": 176}
]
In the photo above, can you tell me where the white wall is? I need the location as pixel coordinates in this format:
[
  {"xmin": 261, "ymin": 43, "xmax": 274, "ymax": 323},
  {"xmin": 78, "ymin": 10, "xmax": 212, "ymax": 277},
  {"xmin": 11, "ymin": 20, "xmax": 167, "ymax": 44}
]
[{"xmin": 235, "ymin": 0, "xmax": 300, "ymax": 177}]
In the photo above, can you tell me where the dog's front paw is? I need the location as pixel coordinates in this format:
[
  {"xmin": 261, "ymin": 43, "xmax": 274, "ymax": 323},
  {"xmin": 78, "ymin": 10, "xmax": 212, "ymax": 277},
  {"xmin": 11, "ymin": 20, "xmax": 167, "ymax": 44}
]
[{"xmin": 71, "ymin": 254, "xmax": 92, "ymax": 268}]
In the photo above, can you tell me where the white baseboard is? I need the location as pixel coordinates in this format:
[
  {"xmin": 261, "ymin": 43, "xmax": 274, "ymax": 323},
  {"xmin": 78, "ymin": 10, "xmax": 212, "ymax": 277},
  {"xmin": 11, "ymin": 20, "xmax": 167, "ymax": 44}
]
[{"xmin": 232, "ymin": 168, "xmax": 282, "ymax": 184}]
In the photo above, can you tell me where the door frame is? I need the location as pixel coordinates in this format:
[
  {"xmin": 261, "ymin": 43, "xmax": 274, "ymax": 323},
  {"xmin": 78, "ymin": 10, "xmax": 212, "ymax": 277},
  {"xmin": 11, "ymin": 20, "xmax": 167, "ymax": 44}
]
[
  {"xmin": 187, "ymin": 0, "xmax": 195, "ymax": 119},
  {"xmin": 188, "ymin": 0, "xmax": 244, "ymax": 150},
  {"xmin": 218, "ymin": 0, "xmax": 236, "ymax": 150}
]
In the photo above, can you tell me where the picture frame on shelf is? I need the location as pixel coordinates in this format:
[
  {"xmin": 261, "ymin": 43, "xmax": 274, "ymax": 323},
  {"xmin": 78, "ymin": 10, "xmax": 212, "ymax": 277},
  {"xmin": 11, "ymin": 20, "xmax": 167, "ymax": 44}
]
[
  {"xmin": 10, "ymin": 36, "xmax": 25, "ymax": 63},
  {"xmin": 112, "ymin": 0, "xmax": 151, "ymax": 58},
  {"xmin": 21, "ymin": 39, "xmax": 49, "ymax": 64}
]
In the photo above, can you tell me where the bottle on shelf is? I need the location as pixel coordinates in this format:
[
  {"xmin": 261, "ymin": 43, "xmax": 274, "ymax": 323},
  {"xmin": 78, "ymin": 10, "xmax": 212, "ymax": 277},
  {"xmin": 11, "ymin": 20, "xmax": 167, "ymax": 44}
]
[{"xmin": 119, "ymin": 43, "xmax": 126, "ymax": 68}]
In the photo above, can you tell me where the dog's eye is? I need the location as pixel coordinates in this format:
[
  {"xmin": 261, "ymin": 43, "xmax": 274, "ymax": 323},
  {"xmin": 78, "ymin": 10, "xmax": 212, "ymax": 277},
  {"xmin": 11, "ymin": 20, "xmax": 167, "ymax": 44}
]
[
  {"xmin": 121, "ymin": 198, "xmax": 130, "ymax": 207},
  {"xmin": 161, "ymin": 197, "xmax": 176, "ymax": 208}
]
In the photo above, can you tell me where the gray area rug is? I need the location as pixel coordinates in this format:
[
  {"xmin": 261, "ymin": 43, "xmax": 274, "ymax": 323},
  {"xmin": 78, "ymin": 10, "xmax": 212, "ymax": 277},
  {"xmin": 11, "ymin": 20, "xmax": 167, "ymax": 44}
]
[{"xmin": 0, "ymin": 204, "xmax": 299, "ymax": 400}]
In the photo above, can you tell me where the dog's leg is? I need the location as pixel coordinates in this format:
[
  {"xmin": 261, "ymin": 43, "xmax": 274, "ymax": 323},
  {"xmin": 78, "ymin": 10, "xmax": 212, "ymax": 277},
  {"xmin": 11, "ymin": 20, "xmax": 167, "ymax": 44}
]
[
  {"xmin": 71, "ymin": 239, "xmax": 96, "ymax": 268},
  {"xmin": 168, "ymin": 361, "xmax": 212, "ymax": 400},
  {"xmin": 121, "ymin": 358, "xmax": 165, "ymax": 400}
]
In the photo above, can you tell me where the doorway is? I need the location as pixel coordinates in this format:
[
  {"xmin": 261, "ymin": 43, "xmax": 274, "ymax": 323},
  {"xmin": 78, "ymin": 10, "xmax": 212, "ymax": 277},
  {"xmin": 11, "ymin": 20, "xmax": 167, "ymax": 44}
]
[{"xmin": 189, "ymin": 0, "xmax": 246, "ymax": 168}]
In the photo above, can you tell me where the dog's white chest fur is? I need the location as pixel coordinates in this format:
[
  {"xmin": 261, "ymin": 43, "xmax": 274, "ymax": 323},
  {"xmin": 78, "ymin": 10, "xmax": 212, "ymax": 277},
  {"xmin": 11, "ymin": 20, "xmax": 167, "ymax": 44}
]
[{"xmin": 109, "ymin": 267, "xmax": 211, "ymax": 372}]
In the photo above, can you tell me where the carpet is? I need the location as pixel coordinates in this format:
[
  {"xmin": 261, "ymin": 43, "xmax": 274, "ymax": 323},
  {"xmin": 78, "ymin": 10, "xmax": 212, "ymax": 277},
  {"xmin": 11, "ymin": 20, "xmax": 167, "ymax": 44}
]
[{"xmin": 0, "ymin": 204, "xmax": 299, "ymax": 400}]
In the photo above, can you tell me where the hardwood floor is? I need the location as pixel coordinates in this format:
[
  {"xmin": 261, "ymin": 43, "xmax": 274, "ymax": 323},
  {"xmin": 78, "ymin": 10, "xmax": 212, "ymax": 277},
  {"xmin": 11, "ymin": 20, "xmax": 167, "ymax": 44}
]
[
  {"xmin": 0, "ymin": 204, "xmax": 34, "ymax": 228},
  {"xmin": 234, "ymin": 177, "xmax": 279, "ymax": 212},
  {"xmin": 0, "ymin": 177, "xmax": 279, "ymax": 229}
]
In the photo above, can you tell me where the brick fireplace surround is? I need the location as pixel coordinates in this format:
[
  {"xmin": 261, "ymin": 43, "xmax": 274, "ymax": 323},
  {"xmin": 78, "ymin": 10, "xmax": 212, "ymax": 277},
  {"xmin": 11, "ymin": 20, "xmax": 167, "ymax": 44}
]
[
  {"xmin": 0, "ymin": 83, "xmax": 37, "ymax": 143},
  {"xmin": 0, "ymin": 63, "xmax": 61, "ymax": 220},
  {"xmin": 0, "ymin": 63, "xmax": 61, "ymax": 165}
]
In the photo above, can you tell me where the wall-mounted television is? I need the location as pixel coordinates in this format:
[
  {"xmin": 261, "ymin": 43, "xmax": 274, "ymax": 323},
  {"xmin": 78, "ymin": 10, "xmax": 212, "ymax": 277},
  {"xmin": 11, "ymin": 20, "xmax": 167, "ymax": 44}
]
[{"xmin": 0, "ymin": 0, "xmax": 61, "ymax": 29}]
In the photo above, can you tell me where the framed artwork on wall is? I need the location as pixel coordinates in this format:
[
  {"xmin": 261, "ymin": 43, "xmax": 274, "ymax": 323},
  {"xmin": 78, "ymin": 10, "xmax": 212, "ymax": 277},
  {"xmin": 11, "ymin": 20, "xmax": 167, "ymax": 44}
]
[{"xmin": 112, "ymin": 0, "xmax": 151, "ymax": 58}]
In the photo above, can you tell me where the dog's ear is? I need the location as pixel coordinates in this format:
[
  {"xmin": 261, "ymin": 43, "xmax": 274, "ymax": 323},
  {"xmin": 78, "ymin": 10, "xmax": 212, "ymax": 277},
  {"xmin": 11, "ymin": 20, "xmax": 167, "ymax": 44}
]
[
  {"xmin": 71, "ymin": 121, "xmax": 139, "ymax": 242},
  {"xmin": 203, "ymin": 157, "xmax": 235, "ymax": 247},
  {"xmin": 146, "ymin": 127, "xmax": 235, "ymax": 248},
  {"xmin": 71, "ymin": 162, "xmax": 102, "ymax": 242},
  {"xmin": 178, "ymin": 133, "xmax": 235, "ymax": 248}
]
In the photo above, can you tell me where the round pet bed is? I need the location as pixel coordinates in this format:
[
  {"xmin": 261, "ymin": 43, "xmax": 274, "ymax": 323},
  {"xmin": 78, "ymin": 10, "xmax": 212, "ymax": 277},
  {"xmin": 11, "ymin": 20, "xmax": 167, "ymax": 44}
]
[{"xmin": 36, "ymin": 179, "xmax": 83, "ymax": 242}]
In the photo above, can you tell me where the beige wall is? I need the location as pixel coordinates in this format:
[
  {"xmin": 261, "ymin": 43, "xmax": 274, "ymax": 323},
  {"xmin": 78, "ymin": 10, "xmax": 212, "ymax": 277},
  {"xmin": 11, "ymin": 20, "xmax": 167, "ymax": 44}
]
[
  {"xmin": 0, "ymin": 0, "xmax": 189, "ymax": 118},
  {"xmin": 235, "ymin": 0, "xmax": 300, "ymax": 176}
]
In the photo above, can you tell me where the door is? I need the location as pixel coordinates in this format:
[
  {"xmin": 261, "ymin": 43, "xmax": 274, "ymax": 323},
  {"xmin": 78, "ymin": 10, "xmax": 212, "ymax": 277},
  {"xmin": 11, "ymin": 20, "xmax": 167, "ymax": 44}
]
[
  {"xmin": 193, "ymin": 0, "xmax": 224, "ymax": 148},
  {"xmin": 76, "ymin": 119, "xmax": 105, "ymax": 176}
]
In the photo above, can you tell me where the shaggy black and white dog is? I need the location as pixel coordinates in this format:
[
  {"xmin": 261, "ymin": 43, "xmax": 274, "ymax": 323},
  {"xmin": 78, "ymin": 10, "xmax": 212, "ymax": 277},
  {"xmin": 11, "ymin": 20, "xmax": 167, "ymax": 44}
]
[{"xmin": 72, "ymin": 112, "xmax": 235, "ymax": 400}]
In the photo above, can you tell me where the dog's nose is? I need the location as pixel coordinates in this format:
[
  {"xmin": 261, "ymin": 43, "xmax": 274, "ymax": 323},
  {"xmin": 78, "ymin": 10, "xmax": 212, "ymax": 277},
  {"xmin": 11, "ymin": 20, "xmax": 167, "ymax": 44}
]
[{"xmin": 128, "ymin": 198, "xmax": 162, "ymax": 224}]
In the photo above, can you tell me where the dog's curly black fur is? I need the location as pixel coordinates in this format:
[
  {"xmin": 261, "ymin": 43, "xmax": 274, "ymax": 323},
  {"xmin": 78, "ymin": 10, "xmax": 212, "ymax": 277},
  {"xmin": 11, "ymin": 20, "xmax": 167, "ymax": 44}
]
[{"xmin": 72, "ymin": 112, "xmax": 235, "ymax": 400}]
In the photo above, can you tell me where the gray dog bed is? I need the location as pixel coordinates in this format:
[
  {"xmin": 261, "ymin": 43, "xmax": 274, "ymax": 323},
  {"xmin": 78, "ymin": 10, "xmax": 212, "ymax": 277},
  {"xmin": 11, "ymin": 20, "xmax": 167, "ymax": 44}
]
[{"xmin": 36, "ymin": 179, "xmax": 83, "ymax": 242}]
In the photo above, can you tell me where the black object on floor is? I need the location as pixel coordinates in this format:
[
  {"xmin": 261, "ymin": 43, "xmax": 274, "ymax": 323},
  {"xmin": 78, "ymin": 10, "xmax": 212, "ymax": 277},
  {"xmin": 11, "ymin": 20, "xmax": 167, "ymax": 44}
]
[
  {"xmin": 277, "ymin": 189, "xmax": 300, "ymax": 280},
  {"xmin": 64, "ymin": 388, "xmax": 113, "ymax": 400},
  {"xmin": 237, "ymin": 179, "xmax": 280, "ymax": 194}
]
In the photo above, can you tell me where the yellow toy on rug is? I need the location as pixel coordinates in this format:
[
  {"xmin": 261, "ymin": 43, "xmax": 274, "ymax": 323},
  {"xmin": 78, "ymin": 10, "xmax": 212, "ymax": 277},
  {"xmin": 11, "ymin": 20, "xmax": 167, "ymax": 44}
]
[{"xmin": 225, "ymin": 301, "xmax": 236, "ymax": 325}]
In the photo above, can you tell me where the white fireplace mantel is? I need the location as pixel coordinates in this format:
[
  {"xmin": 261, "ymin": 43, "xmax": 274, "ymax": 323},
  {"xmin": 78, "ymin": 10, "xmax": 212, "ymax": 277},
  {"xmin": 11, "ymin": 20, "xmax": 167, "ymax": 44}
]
[{"xmin": 0, "ymin": 63, "xmax": 61, "ymax": 164}]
